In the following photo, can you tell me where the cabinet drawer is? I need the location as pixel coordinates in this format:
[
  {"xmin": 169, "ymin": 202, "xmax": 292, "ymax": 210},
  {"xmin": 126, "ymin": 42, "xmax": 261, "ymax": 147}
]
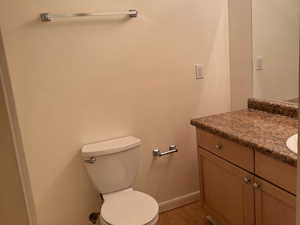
[
  {"xmin": 255, "ymin": 152, "xmax": 297, "ymax": 195},
  {"xmin": 197, "ymin": 129, "xmax": 254, "ymax": 172}
]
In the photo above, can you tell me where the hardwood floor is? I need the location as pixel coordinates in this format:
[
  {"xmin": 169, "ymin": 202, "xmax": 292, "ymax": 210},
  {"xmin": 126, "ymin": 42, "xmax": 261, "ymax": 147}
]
[{"xmin": 157, "ymin": 202, "xmax": 210, "ymax": 225}]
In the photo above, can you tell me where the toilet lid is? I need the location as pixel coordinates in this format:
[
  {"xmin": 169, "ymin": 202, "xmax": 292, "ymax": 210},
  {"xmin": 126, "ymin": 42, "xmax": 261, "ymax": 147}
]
[{"xmin": 101, "ymin": 190, "xmax": 159, "ymax": 225}]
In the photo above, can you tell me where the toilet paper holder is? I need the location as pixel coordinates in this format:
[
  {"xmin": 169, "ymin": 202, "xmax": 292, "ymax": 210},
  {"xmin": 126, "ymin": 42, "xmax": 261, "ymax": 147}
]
[{"xmin": 153, "ymin": 145, "xmax": 178, "ymax": 157}]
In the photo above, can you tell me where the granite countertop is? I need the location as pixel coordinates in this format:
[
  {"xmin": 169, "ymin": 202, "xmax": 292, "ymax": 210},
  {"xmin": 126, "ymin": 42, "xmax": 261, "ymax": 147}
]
[{"xmin": 191, "ymin": 108, "xmax": 298, "ymax": 167}]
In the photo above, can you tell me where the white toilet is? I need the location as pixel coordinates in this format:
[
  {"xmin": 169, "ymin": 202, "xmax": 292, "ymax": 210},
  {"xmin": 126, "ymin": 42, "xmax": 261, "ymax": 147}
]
[{"xmin": 81, "ymin": 136, "xmax": 159, "ymax": 225}]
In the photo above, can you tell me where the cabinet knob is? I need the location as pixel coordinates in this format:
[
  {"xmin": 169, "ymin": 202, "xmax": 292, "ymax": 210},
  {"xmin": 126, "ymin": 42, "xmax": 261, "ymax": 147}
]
[
  {"xmin": 215, "ymin": 144, "xmax": 223, "ymax": 150},
  {"xmin": 243, "ymin": 177, "xmax": 251, "ymax": 184},
  {"xmin": 253, "ymin": 183, "xmax": 261, "ymax": 189}
]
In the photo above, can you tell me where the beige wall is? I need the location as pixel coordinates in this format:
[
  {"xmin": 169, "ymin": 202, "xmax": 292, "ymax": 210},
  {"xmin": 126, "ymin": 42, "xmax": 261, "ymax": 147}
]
[
  {"xmin": 0, "ymin": 37, "xmax": 30, "ymax": 225},
  {"xmin": 252, "ymin": 0, "xmax": 299, "ymax": 101},
  {"xmin": 0, "ymin": 0, "xmax": 231, "ymax": 225},
  {"xmin": 228, "ymin": 0, "xmax": 253, "ymax": 110}
]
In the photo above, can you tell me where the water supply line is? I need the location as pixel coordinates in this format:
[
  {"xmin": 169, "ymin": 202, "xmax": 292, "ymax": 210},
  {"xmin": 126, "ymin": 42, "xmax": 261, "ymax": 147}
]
[{"xmin": 88, "ymin": 193, "xmax": 104, "ymax": 224}]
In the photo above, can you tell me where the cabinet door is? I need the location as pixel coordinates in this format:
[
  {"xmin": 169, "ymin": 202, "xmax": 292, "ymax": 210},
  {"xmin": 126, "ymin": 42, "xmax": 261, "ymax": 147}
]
[
  {"xmin": 198, "ymin": 148, "xmax": 254, "ymax": 225},
  {"xmin": 254, "ymin": 177, "xmax": 296, "ymax": 225}
]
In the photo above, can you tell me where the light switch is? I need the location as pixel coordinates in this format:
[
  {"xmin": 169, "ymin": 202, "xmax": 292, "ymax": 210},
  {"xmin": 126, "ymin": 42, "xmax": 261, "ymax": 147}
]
[
  {"xmin": 195, "ymin": 64, "xmax": 204, "ymax": 79},
  {"xmin": 256, "ymin": 56, "xmax": 264, "ymax": 70}
]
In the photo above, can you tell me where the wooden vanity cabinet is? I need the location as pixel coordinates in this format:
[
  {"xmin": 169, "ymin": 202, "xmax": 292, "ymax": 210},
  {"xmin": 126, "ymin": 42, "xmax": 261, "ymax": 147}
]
[{"xmin": 197, "ymin": 129, "xmax": 296, "ymax": 225}]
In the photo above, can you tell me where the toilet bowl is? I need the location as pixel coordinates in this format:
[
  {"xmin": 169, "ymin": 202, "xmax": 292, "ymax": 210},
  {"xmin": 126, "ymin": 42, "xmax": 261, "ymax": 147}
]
[
  {"xmin": 81, "ymin": 136, "xmax": 159, "ymax": 225},
  {"xmin": 100, "ymin": 189, "xmax": 159, "ymax": 225}
]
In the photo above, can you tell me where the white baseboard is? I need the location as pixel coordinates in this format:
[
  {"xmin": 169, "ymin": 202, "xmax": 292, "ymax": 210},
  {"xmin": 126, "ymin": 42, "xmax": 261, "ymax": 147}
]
[{"xmin": 158, "ymin": 191, "xmax": 200, "ymax": 213}]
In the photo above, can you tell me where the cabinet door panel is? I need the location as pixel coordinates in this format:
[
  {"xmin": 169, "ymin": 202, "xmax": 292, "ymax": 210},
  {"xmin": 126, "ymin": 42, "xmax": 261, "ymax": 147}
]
[
  {"xmin": 254, "ymin": 177, "xmax": 296, "ymax": 225},
  {"xmin": 198, "ymin": 148, "xmax": 254, "ymax": 225}
]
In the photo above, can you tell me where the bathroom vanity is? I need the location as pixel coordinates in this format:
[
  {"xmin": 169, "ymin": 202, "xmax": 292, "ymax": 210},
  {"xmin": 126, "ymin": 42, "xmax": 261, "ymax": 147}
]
[{"xmin": 191, "ymin": 99, "xmax": 298, "ymax": 225}]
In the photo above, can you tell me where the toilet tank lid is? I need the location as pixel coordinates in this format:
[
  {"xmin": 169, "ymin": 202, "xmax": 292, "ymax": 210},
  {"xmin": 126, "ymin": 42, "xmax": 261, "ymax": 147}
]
[{"xmin": 81, "ymin": 136, "xmax": 142, "ymax": 157}]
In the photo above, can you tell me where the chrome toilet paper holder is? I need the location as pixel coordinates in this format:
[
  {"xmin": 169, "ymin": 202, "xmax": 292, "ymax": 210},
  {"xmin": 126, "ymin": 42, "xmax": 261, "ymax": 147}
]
[{"xmin": 153, "ymin": 145, "xmax": 178, "ymax": 157}]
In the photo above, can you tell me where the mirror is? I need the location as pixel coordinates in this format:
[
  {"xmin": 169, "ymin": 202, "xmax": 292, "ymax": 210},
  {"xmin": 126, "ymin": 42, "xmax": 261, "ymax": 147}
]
[
  {"xmin": 252, "ymin": 0, "xmax": 299, "ymax": 103},
  {"xmin": 228, "ymin": 0, "xmax": 300, "ymax": 109}
]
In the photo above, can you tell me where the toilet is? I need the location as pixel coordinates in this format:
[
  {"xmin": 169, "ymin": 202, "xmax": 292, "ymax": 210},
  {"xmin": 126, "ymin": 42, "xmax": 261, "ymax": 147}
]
[{"xmin": 81, "ymin": 136, "xmax": 159, "ymax": 225}]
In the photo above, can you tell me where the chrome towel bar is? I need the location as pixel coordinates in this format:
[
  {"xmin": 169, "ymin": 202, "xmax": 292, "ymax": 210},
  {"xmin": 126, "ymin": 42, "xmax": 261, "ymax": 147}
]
[{"xmin": 40, "ymin": 9, "xmax": 138, "ymax": 22}]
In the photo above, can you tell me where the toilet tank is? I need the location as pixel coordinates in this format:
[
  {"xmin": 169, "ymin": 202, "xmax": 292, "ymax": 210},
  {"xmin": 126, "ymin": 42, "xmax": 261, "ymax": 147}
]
[{"xmin": 81, "ymin": 136, "xmax": 142, "ymax": 194}]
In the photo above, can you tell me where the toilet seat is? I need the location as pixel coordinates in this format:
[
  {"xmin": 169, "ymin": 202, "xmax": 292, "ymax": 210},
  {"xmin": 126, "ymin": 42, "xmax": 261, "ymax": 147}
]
[
  {"xmin": 100, "ymin": 214, "xmax": 159, "ymax": 225},
  {"xmin": 100, "ymin": 189, "xmax": 159, "ymax": 225}
]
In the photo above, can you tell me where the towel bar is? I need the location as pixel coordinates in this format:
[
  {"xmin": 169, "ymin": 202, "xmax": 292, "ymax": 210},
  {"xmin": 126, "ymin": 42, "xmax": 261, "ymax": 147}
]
[{"xmin": 40, "ymin": 9, "xmax": 138, "ymax": 22}]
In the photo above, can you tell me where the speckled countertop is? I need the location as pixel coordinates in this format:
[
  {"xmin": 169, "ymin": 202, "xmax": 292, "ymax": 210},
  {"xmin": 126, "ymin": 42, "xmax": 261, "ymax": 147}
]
[{"xmin": 191, "ymin": 100, "xmax": 298, "ymax": 167}]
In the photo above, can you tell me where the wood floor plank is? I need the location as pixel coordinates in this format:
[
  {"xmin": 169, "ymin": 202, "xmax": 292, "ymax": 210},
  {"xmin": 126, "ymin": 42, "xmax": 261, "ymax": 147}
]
[{"xmin": 157, "ymin": 202, "xmax": 210, "ymax": 225}]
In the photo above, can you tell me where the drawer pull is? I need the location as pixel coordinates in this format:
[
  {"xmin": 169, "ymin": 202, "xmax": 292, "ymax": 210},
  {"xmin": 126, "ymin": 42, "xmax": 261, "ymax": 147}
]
[
  {"xmin": 253, "ymin": 183, "xmax": 261, "ymax": 189},
  {"xmin": 243, "ymin": 177, "xmax": 251, "ymax": 184},
  {"xmin": 215, "ymin": 144, "xmax": 223, "ymax": 150}
]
